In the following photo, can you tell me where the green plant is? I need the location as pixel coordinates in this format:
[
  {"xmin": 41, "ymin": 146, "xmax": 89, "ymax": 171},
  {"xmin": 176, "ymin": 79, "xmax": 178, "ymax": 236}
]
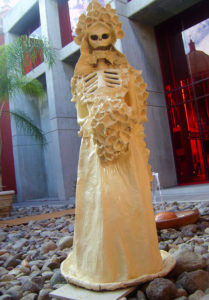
[
  {"xmin": 0, "ymin": 35, "xmax": 55, "ymax": 189},
  {"xmin": 0, "ymin": 35, "xmax": 55, "ymax": 143}
]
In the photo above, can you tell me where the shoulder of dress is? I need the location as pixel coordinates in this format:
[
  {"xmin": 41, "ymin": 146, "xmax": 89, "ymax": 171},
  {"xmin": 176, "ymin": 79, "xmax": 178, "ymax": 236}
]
[
  {"xmin": 128, "ymin": 65, "xmax": 142, "ymax": 76},
  {"xmin": 126, "ymin": 66, "xmax": 149, "ymax": 123},
  {"xmin": 74, "ymin": 56, "xmax": 97, "ymax": 77}
]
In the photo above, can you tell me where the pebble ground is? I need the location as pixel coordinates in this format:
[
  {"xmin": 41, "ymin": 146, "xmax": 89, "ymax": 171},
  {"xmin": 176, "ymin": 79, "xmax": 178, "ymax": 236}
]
[{"xmin": 0, "ymin": 201, "xmax": 208, "ymax": 300}]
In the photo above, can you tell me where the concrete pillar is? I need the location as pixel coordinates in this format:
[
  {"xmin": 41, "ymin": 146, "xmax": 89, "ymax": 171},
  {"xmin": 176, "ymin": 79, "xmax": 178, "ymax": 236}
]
[
  {"xmin": 116, "ymin": 13, "xmax": 177, "ymax": 187},
  {"xmin": 39, "ymin": 0, "xmax": 80, "ymax": 200}
]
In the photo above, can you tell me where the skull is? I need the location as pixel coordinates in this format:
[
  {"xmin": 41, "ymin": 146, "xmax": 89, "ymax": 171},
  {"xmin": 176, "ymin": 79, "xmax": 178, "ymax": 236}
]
[{"xmin": 87, "ymin": 23, "xmax": 115, "ymax": 49}]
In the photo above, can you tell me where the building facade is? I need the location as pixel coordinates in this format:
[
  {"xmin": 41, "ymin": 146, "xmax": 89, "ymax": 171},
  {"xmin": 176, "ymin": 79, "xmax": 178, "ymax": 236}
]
[{"xmin": 3, "ymin": 0, "xmax": 208, "ymax": 202}]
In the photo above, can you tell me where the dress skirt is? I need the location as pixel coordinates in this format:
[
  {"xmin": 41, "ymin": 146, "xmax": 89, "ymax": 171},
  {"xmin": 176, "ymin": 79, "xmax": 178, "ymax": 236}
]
[{"xmin": 61, "ymin": 131, "xmax": 163, "ymax": 286}]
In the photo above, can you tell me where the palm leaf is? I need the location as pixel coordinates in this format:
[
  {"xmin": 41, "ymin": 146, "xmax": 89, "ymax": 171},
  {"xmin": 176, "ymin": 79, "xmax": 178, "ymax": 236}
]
[
  {"xmin": 5, "ymin": 35, "xmax": 55, "ymax": 74},
  {"xmin": 0, "ymin": 35, "xmax": 55, "ymax": 100},
  {"xmin": 9, "ymin": 75, "xmax": 45, "ymax": 100},
  {"xmin": 0, "ymin": 35, "xmax": 55, "ymax": 144},
  {"xmin": 5, "ymin": 110, "xmax": 46, "ymax": 145}
]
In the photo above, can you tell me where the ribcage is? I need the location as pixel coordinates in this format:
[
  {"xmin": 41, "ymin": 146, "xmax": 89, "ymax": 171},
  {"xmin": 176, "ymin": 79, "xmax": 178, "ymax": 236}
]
[{"xmin": 83, "ymin": 69, "xmax": 121, "ymax": 94}]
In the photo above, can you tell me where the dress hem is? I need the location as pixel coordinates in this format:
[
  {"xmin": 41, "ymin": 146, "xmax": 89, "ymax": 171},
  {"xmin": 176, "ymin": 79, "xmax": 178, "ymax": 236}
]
[{"xmin": 61, "ymin": 250, "xmax": 176, "ymax": 291}]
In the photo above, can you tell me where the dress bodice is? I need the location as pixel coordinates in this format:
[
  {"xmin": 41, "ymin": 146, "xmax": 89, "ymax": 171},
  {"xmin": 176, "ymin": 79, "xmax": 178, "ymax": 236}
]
[
  {"xmin": 76, "ymin": 68, "xmax": 129, "ymax": 105},
  {"xmin": 84, "ymin": 69, "xmax": 122, "ymax": 92}
]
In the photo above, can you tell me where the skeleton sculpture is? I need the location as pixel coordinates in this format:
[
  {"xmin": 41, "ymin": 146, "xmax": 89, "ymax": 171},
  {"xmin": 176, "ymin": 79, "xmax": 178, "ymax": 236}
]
[{"xmin": 61, "ymin": 0, "xmax": 175, "ymax": 291}]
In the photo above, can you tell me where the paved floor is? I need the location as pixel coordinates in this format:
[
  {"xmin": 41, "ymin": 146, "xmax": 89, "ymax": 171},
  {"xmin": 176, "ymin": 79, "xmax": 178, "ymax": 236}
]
[
  {"xmin": 12, "ymin": 184, "xmax": 209, "ymax": 207},
  {"xmin": 154, "ymin": 183, "xmax": 209, "ymax": 203},
  {"xmin": 12, "ymin": 197, "xmax": 75, "ymax": 208}
]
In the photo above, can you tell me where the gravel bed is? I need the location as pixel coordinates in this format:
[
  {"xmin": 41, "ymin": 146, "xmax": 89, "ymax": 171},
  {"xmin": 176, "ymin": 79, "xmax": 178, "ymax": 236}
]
[{"xmin": 0, "ymin": 201, "xmax": 208, "ymax": 300}]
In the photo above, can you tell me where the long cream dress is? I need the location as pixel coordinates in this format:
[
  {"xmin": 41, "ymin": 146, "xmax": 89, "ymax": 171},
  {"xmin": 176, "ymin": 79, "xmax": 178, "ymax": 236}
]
[{"xmin": 61, "ymin": 58, "xmax": 164, "ymax": 289}]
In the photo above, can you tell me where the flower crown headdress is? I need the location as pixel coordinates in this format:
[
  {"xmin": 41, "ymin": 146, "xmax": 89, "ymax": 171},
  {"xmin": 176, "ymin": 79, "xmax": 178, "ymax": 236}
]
[{"xmin": 74, "ymin": 0, "xmax": 124, "ymax": 45}]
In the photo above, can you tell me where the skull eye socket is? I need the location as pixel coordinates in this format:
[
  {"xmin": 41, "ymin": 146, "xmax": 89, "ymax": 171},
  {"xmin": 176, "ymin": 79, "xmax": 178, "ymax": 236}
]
[
  {"xmin": 102, "ymin": 34, "xmax": 109, "ymax": 39},
  {"xmin": 90, "ymin": 35, "xmax": 98, "ymax": 40}
]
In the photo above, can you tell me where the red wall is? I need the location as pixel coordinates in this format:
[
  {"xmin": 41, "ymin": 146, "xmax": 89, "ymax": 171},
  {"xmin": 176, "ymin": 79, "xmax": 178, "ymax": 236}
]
[
  {"xmin": 24, "ymin": 46, "xmax": 43, "ymax": 74},
  {"xmin": 0, "ymin": 103, "xmax": 16, "ymax": 191},
  {"xmin": 58, "ymin": 0, "xmax": 73, "ymax": 47},
  {"xmin": 0, "ymin": 34, "xmax": 16, "ymax": 191},
  {"xmin": 0, "ymin": 34, "xmax": 4, "ymax": 45}
]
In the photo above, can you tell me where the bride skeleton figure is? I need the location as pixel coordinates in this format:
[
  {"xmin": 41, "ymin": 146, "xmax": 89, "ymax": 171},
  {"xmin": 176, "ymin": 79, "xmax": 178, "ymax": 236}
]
[{"xmin": 61, "ymin": 0, "xmax": 175, "ymax": 290}]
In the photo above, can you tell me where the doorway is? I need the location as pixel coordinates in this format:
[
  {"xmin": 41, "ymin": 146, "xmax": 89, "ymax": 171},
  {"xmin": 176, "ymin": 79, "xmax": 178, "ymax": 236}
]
[{"xmin": 155, "ymin": 0, "xmax": 209, "ymax": 185}]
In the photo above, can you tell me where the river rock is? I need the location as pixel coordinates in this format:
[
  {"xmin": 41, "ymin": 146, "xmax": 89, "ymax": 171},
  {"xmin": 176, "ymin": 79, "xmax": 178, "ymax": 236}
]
[
  {"xmin": 175, "ymin": 288, "xmax": 188, "ymax": 297},
  {"xmin": 160, "ymin": 229, "xmax": 180, "ymax": 241},
  {"xmin": 31, "ymin": 276, "xmax": 44, "ymax": 287},
  {"xmin": 42, "ymin": 257, "xmax": 60, "ymax": 271},
  {"xmin": 0, "ymin": 253, "xmax": 10, "ymax": 261},
  {"xmin": 41, "ymin": 241, "xmax": 57, "ymax": 254},
  {"xmin": 136, "ymin": 290, "xmax": 146, "ymax": 300},
  {"xmin": 21, "ymin": 293, "xmax": 37, "ymax": 300},
  {"xmin": 42, "ymin": 271, "xmax": 54, "ymax": 280},
  {"xmin": 40, "ymin": 231, "xmax": 54, "ymax": 238},
  {"xmin": 57, "ymin": 236, "xmax": 73, "ymax": 250},
  {"xmin": 68, "ymin": 224, "xmax": 74, "ymax": 233},
  {"xmin": 19, "ymin": 266, "xmax": 30, "ymax": 275},
  {"xmin": 21, "ymin": 259, "xmax": 30, "ymax": 268},
  {"xmin": 173, "ymin": 237, "xmax": 184, "ymax": 245},
  {"xmin": 0, "ymin": 249, "xmax": 8, "ymax": 256},
  {"xmin": 194, "ymin": 245, "xmax": 208, "ymax": 255},
  {"xmin": 180, "ymin": 225, "xmax": 198, "ymax": 237},
  {"xmin": 37, "ymin": 288, "xmax": 52, "ymax": 300},
  {"xmin": 20, "ymin": 276, "xmax": 42, "ymax": 293},
  {"xmin": 29, "ymin": 260, "xmax": 44, "ymax": 269},
  {"xmin": 200, "ymin": 296, "xmax": 209, "ymax": 300},
  {"xmin": 159, "ymin": 242, "xmax": 169, "ymax": 251},
  {"xmin": 0, "ymin": 232, "xmax": 7, "ymax": 242},
  {"xmin": 3, "ymin": 256, "xmax": 19, "ymax": 269},
  {"xmin": 176, "ymin": 270, "xmax": 209, "ymax": 293},
  {"xmin": 199, "ymin": 207, "xmax": 209, "ymax": 215},
  {"xmin": 0, "ymin": 295, "xmax": 12, "ymax": 300},
  {"xmin": 7, "ymin": 286, "xmax": 23, "ymax": 300},
  {"xmin": 13, "ymin": 238, "xmax": 28, "ymax": 251},
  {"xmin": 0, "ymin": 267, "xmax": 7, "ymax": 277},
  {"xmin": 146, "ymin": 278, "xmax": 177, "ymax": 300},
  {"xmin": 188, "ymin": 290, "xmax": 205, "ymax": 300},
  {"xmin": 0, "ymin": 274, "xmax": 15, "ymax": 282},
  {"xmin": 7, "ymin": 232, "xmax": 25, "ymax": 240},
  {"xmin": 170, "ymin": 249, "xmax": 206, "ymax": 277},
  {"xmin": 50, "ymin": 270, "xmax": 67, "ymax": 286},
  {"xmin": 8, "ymin": 268, "xmax": 23, "ymax": 277}
]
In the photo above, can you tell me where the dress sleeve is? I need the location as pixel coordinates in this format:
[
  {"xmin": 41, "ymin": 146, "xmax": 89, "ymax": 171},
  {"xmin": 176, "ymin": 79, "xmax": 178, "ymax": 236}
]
[
  {"xmin": 127, "ymin": 66, "xmax": 149, "ymax": 123},
  {"xmin": 71, "ymin": 75, "xmax": 89, "ymax": 137},
  {"xmin": 127, "ymin": 67, "xmax": 153, "ymax": 183}
]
